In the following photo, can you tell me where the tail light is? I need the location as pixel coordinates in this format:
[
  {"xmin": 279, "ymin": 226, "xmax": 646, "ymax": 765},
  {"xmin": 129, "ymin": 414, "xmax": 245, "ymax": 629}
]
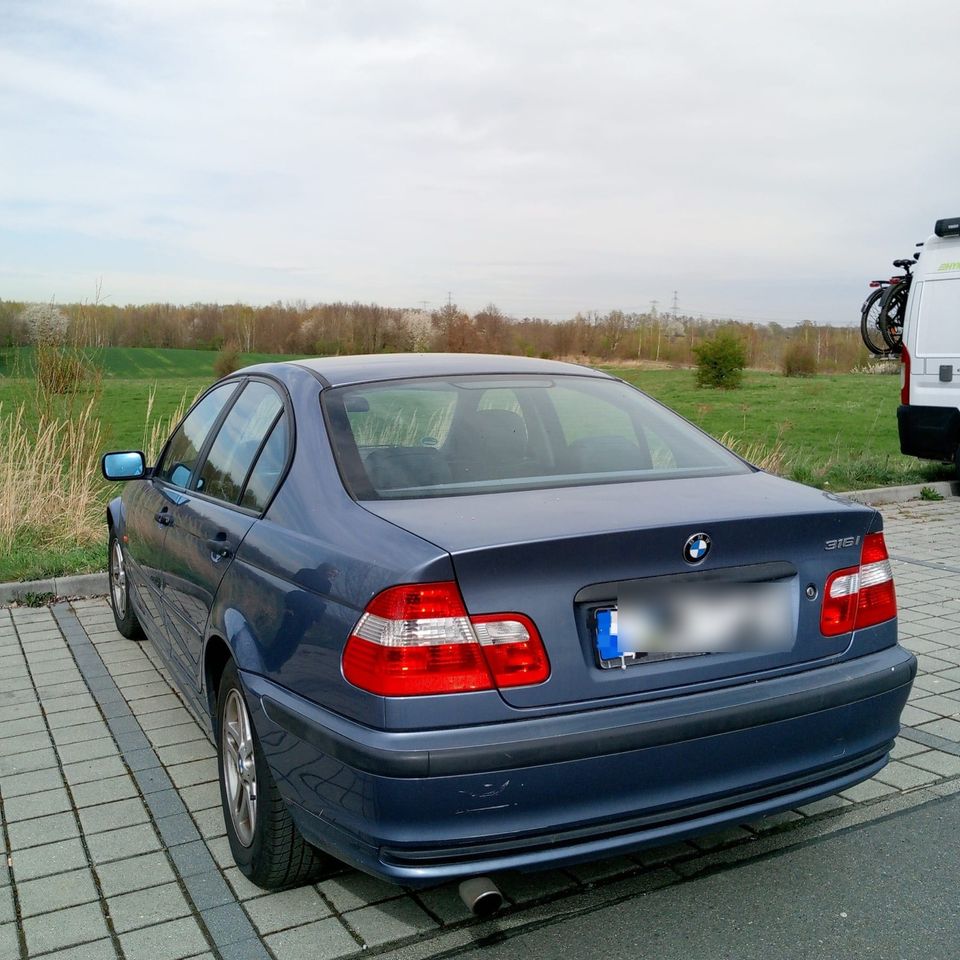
[
  {"xmin": 900, "ymin": 345, "xmax": 910, "ymax": 405},
  {"xmin": 820, "ymin": 533, "xmax": 897, "ymax": 636},
  {"xmin": 342, "ymin": 582, "xmax": 550, "ymax": 696}
]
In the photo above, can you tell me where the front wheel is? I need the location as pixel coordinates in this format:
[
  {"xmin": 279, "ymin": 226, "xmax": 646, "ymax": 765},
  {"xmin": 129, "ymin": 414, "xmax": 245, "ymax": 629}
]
[
  {"xmin": 860, "ymin": 288, "xmax": 887, "ymax": 355},
  {"xmin": 108, "ymin": 532, "xmax": 144, "ymax": 639},
  {"xmin": 216, "ymin": 660, "xmax": 333, "ymax": 889}
]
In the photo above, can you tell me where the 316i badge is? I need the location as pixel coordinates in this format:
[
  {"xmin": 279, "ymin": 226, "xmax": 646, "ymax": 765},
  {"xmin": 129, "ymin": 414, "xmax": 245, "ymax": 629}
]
[{"xmin": 683, "ymin": 532, "xmax": 711, "ymax": 564}]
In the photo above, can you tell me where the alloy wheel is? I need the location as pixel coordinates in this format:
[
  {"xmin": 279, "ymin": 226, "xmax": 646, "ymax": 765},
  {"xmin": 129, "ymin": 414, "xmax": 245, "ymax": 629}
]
[
  {"xmin": 222, "ymin": 688, "xmax": 258, "ymax": 847},
  {"xmin": 111, "ymin": 540, "xmax": 127, "ymax": 620}
]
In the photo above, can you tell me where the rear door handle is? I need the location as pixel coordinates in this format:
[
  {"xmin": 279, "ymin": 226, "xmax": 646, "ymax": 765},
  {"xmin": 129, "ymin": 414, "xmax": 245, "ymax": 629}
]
[
  {"xmin": 206, "ymin": 534, "xmax": 233, "ymax": 561},
  {"xmin": 154, "ymin": 509, "xmax": 173, "ymax": 527}
]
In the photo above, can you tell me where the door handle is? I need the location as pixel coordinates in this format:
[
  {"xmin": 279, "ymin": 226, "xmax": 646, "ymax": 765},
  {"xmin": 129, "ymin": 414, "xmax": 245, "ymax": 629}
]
[
  {"xmin": 154, "ymin": 510, "xmax": 173, "ymax": 527},
  {"xmin": 206, "ymin": 534, "xmax": 233, "ymax": 561}
]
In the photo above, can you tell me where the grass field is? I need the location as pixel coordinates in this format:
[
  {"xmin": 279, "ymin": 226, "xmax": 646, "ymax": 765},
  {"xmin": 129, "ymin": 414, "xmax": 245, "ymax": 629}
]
[
  {"xmin": 608, "ymin": 366, "xmax": 946, "ymax": 489},
  {"xmin": 0, "ymin": 345, "xmax": 302, "ymax": 380},
  {"xmin": 0, "ymin": 347, "xmax": 299, "ymax": 452},
  {"xmin": 0, "ymin": 347, "xmax": 950, "ymax": 581}
]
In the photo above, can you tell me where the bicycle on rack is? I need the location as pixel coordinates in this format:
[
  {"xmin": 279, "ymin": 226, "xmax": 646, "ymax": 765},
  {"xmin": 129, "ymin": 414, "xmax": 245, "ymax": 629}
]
[
  {"xmin": 875, "ymin": 258, "xmax": 916, "ymax": 353},
  {"xmin": 859, "ymin": 255, "xmax": 918, "ymax": 355}
]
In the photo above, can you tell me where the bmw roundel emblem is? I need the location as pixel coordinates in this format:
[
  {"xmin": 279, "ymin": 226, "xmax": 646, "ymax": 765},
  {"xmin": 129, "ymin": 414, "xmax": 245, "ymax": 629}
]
[{"xmin": 683, "ymin": 532, "xmax": 711, "ymax": 564}]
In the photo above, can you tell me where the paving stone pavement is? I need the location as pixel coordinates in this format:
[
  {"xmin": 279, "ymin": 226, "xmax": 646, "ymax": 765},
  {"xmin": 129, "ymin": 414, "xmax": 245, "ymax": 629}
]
[{"xmin": 1, "ymin": 498, "xmax": 959, "ymax": 959}]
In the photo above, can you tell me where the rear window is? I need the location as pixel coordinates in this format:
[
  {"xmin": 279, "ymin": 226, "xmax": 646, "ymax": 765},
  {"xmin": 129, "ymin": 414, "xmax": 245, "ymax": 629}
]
[
  {"xmin": 915, "ymin": 278, "xmax": 960, "ymax": 356},
  {"xmin": 323, "ymin": 375, "xmax": 750, "ymax": 500}
]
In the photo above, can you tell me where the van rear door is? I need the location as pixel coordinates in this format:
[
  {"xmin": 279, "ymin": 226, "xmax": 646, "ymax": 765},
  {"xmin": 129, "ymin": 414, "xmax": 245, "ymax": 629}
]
[
  {"xmin": 909, "ymin": 274, "xmax": 960, "ymax": 409},
  {"xmin": 900, "ymin": 269, "xmax": 960, "ymax": 462}
]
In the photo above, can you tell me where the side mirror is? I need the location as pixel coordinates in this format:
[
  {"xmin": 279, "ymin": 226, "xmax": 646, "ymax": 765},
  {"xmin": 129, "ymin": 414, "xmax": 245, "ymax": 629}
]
[{"xmin": 102, "ymin": 451, "xmax": 147, "ymax": 481}]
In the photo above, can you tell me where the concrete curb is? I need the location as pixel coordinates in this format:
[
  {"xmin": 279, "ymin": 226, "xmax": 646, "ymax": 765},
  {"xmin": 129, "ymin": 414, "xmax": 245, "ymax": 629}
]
[
  {"xmin": 0, "ymin": 571, "xmax": 107, "ymax": 604},
  {"xmin": 839, "ymin": 480, "xmax": 960, "ymax": 506},
  {"xmin": 0, "ymin": 481, "xmax": 957, "ymax": 604}
]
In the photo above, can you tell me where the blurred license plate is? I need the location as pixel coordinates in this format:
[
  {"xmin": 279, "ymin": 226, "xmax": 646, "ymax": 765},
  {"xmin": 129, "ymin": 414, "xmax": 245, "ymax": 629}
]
[{"xmin": 594, "ymin": 580, "xmax": 794, "ymax": 669}]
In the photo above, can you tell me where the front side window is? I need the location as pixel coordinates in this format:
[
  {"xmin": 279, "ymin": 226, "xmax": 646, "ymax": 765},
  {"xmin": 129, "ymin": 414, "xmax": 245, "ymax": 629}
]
[
  {"xmin": 157, "ymin": 383, "xmax": 238, "ymax": 488},
  {"xmin": 195, "ymin": 382, "xmax": 283, "ymax": 504},
  {"xmin": 324, "ymin": 374, "xmax": 750, "ymax": 500}
]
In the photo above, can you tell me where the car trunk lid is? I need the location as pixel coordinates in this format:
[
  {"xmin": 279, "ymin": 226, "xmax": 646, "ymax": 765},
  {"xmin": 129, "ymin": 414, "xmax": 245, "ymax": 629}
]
[{"xmin": 360, "ymin": 472, "xmax": 880, "ymax": 709}]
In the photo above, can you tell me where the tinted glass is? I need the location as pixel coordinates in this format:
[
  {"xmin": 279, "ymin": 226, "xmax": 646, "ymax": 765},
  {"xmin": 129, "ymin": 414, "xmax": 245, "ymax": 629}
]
[
  {"xmin": 916, "ymin": 279, "xmax": 960, "ymax": 355},
  {"xmin": 345, "ymin": 384, "xmax": 457, "ymax": 448},
  {"xmin": 157, "ymin": 383, "xmax": 237, "ymax": 488},
  {"xmin": 195, "ymin": 382, "xmax": 283, "ymax": 503},
  {"xmin": 324, "ymin": 375, "xmax": 750, "ymax": 500},
  {"xmin": 240, "ymin": 413, "xmax": 288, "ymax": 511}
]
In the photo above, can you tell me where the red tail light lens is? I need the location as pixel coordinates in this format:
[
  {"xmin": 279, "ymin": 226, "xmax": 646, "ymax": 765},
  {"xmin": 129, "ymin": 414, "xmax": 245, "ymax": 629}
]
[
  {"xmin": 821, "ymin": 564, "xmax": 860, "ymax": 635},
  {"xmin": 342, "ymin": 582, "xmax": 550, "ymax": 696},
  {"xmin": 365, "ymin": 582, "xmax": 468, "ymax": 620},
  {"xmin": 856, "ymin": 533, "xmax": 897, "ymax": 628},
  {"xmin": 471, "ymin": 613, "xmax": 550, "ymax": 688},
  {"xmin": 900, "ymin": 345, "xmax": 910, "ymax": 405},
  {"xmin": 820, "ymin": 533, "xmax": 896, "ymax": 636}
]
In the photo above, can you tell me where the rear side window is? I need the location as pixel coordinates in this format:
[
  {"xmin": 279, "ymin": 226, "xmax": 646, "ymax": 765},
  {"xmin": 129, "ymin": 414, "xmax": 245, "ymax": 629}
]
[
  {"xmin": 240, "ymin": 414, "xmax": 288, "ymax": 511},
  {"xmin": 157, "ymin": 383, "xmax": 237, "ymax": 488},
  {"xmin": 195, "ymin": 382, "xmax": 283, "ymax": 504},
  {"xmin": 915, "ymin": 279, "xmax": 960, "ymax": 356},
  {"xmin": 324, "ymin": 374, "xmax": 749, "ymax": 500}
]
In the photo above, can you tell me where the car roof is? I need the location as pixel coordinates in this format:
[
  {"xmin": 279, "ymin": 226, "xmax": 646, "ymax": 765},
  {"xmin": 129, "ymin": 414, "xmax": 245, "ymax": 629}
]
[{"xmin": 243, "ymin": 353, "xmax": 612, "ymax": 387}]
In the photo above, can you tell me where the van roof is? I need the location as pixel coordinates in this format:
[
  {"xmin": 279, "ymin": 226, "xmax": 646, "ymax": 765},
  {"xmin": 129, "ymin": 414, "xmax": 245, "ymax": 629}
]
[{"xmin": 917, "ymin": 234, "xmax": 960, "ymax": 280}]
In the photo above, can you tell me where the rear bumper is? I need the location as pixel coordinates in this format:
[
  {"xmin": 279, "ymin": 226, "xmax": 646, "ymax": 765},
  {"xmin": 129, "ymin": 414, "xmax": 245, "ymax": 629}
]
[
  {"xmin": 898, "ymin": 403, "xmax": 960, "ymax": 460},
  {"xmin": 243, "ymin": 645, "xmax": 915, "ymax": 886}
]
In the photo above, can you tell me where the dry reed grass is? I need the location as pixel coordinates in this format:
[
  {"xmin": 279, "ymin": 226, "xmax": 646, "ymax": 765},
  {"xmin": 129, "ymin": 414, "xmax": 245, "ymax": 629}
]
[
  {"xmin": 719, "ymin": 431, "xmax": 790, "ymax": 475},
  {"xmin": 141, "ymin": 385, "xmax": 192, "ymax": 463},
  {"xmin": 0, "ymin": 370, "xmax": 195, "ymax": 560},
  {"xmin": 351, "ymin": 405, "xmax": 455, "ymax": 449},
  {"xmin": 0, "ymin": 398, "xmax": 104, "ymax": 552}
]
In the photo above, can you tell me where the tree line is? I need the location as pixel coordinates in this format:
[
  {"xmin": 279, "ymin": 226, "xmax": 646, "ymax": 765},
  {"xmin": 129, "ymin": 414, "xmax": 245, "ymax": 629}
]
[{"xmin": 0, "ymin": 298, "xmax": 871, "ymax": 372}]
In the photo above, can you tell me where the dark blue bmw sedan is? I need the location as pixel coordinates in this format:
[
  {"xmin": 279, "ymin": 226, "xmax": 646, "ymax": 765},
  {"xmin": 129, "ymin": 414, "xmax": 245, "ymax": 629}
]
[{"xmin": 101, "ymin": 354, "xmax": 915, "ymax": 895}]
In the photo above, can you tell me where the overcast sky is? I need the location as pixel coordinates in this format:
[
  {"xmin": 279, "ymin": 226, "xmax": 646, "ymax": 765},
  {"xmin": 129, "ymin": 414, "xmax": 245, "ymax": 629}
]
[{"xmin": 2, "ymin": 0, "xmax": 959, "ymax": 324}]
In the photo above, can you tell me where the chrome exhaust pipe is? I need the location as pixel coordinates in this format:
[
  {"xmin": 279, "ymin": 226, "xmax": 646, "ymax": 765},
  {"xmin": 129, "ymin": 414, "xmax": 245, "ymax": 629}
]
[{"xmin": 458, "ymin": 876, "xmax": 503, "ymax": 917}]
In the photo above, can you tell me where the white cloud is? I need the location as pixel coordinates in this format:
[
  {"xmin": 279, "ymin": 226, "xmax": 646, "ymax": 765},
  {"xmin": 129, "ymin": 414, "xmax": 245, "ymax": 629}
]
[{"xmin": 2, "ymin": 0, "xmax": 959, "ymax": 320}]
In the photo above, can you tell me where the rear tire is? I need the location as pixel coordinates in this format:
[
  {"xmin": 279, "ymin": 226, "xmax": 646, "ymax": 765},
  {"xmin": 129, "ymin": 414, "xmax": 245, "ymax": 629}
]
[
  {"xmin": 216, "ymin": 660, "xmax": 333, "ymax": 889},
  {"xmin": 879, "ymin": 282, "xmax": 908, "ymax": 352},
  {"xmin": 860, "ymin": 288, "xmax": 887, "ymax": 355},
  {"xmin": 108, "ymin": 532, "xmax": 144, "ymax": 640}
]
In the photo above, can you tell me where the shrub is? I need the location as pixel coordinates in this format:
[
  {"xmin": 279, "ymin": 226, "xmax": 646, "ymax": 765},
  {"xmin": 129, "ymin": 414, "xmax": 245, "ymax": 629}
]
[
  {"xmin": 693, "ymin": 333, "xmax": 746, "ymax": 389},
  {"xmin": 213, "ymin": 341, "xmax": 241, "ymax": 378},
  {"xmin": 24, "ymin": 301, "xmax": 102, "ymax": 418},
  {"xmin": 34, "ymin": 341, "xmax": 99, "ymax": 400},
  {"xmin": 20, "ymin": 303, "xmax": 69, "ymax": 343},
  {"xmin": 782, "ymin": 342, "xmax": 817, "ymax": 377}
]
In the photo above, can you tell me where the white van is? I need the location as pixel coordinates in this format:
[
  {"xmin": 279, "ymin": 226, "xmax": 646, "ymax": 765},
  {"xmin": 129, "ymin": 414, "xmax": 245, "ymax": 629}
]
[{"xmin": 898, "ymin": 216, "xmax": 960, "ymax": 473}]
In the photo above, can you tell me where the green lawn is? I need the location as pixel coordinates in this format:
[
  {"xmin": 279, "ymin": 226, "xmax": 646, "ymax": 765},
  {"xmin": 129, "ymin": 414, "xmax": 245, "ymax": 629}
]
[
  {"xmin": 0, "ymin": 538, "xmax": 106, "ymax": 585},
  {"xmin": 0, "ymin": 347, "xmax": 302, "ymax": 451},
  {"xmin": 609, "ymin": 367, "xmax": 898, "ymax": 462},
  {"xmin": 0, "ymin": 345, "xmax": 301, "ymax": 380},
  {"xmin": 0, "ymin": 349, "xmax": 951, "ymax": 582},
  {"xmin": 607, "ymin": 367, "xmax": 949, "ymax": 490}
]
